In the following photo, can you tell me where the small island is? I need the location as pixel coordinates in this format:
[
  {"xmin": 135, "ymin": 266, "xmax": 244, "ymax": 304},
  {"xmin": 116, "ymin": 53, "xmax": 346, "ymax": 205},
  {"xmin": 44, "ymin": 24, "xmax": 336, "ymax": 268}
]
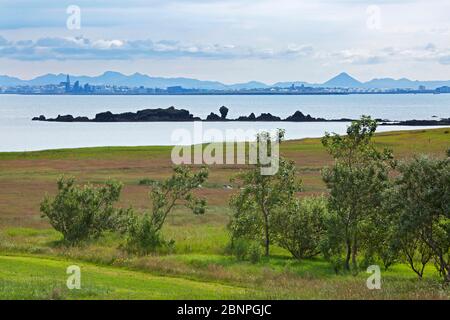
[
  {"xmin": 32, "ymin": 106, "xmax": 450, "ymax": 126},
  {"xmin": 32, "ymin": 106, "xmax": 354, "ymax": 123},
  {"xmin": 33, "ymin": 107, "xmax": 201, "ymax": 122},
  {"xmin": 380, "ymin": 119, "xmax": 450, "ymax": 126}
]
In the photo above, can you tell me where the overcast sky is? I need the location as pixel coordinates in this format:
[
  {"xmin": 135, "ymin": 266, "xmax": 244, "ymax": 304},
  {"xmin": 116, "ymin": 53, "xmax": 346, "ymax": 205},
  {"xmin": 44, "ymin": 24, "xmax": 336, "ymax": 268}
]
[{"xmin": 1, "ymin": 0, "xmax": 450, "ymax": 83}]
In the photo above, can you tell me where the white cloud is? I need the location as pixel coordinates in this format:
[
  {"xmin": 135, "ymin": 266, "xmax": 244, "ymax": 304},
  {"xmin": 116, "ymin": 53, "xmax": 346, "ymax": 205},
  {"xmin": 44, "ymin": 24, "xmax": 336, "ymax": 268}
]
[
  {"xmin": 1, "ymin": 0, "xmax": 450, "ymax": 81},
  {"xmin": 2, "ymin": 35, "xmax": 450, "ymax": 69},
  {"xmin": 0, "ymin": 35, "xmax": 318, "ymax": 60}
]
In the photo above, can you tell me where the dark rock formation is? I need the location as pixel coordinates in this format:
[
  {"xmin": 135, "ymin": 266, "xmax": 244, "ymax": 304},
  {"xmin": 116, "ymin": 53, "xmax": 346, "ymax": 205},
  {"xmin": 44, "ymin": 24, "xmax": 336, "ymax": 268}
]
[
  {"xmin": 206, "ymin": 112, "xmax": 222, "ymax": 121},
  {"xmin": 74, "ymin": 116, "xmax": 90, "ymax": 122},
  {"xmin": 255, "ymin": 113, "xmax": 281, "ymax": 121},
  {"xmin": 284, "ymin": 111, "xmax": 325, "ymax": 122},
  {"xmin": 52, "ymin": 115, "xmax": 74, "ymax": 122},
  {"xmin": 33, "ymin": 107, "xmax": 201, "ymax": 122},
  {"xmin": 236, "ymin": 113, "xmax": 256, "ymax": 121},
  {"xmin": 380, "ymin": 118, "xmax": 450, "ymax": 126},
  {"xmin": 33, "ymin": 106, "xmax": 446, "ymax": 125},
  {"xmin": 32, "ymin": 115, "xmax": 46, "ymax": 121},
  {"xmin": 219, "ymin": 106, "xmax": 229, "ymax": 120},
  {"xmin": 93, "ymin": 107, "xmax": 200, "ymax": 122}
]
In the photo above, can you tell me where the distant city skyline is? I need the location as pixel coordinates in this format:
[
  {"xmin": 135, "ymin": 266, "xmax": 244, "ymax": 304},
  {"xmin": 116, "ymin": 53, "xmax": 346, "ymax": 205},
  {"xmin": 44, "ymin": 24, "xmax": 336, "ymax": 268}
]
[
  {"xmin": 3, "ymin": 71, "xmax": 450, "ymax": 94},
  {"xmin": 1, "ymin": 0, "xmax": 450, "ymax": 83}
]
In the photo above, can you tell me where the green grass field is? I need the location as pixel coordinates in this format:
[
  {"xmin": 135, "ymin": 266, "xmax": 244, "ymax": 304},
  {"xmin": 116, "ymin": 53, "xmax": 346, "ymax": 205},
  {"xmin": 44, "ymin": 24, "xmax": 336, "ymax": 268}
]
[{"xmin": 0, "ymin": 128, "xmax": 449, "ymax": 299}]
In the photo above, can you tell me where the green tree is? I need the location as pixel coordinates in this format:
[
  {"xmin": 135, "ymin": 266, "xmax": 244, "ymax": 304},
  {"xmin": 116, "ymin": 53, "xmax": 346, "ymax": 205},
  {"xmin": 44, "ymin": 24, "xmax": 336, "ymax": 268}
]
[
  {"xmin": 272, "ymin": 196, "xmax": 328, "ymax": 260},
  {"xmin": 40, "ymin": 177, "xmax": 128, "ymax": 245},
  {"xmin": 321, "ymin": 116, "xmax": 393, "ymax": 272},
  {"xmin": 125, "ymin": 165, "xmax": 208, "ymax": 254},
  {"xmin": 391, "ymin": 156, "xmax": 450, "ymax": 282},
  {"xmin": 363, "ymin": 208, "xmax": 398, "ymax": 271},
  {"xmin": 229, "ymin": 130, "xmax": 301, "ymax": 256},
  {"xmin": 393, "ymin": 229, "xmax": 432, "ymax": 279}
]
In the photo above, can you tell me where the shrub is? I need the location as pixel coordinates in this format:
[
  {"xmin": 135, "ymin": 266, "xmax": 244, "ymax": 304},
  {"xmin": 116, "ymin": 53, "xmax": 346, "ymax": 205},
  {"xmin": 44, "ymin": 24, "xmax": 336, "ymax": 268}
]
[
  {"xmin": 40, "ymin": 177, "xmax": 127, "ymax": 245},
  {"xmin": 124, "ymin": 213, "xmax": 165, "ymax": 255},
  {"xmin": 273, "ymin": 196, "xmax": 328, "ymax": 260},
  {"xmin": 231, "ymin": 238, "xmax": 250, "ymax": 261},
  {"xmin": 125, "ymin": 165, "xmax": 208, "ymax": 254},
  {"xmin": 248, "ymin": 241, "xmax": 262, "ymax": 264},
  {"xmin": 228, "ymin": 238, "xmax": 261, "ymax": 263}
]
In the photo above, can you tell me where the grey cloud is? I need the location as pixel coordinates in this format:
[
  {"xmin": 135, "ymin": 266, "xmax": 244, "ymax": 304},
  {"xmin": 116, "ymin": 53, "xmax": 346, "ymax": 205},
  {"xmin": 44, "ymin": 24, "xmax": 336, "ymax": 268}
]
[
  {"xmin": 0, "ymin": 36, "xmax": 316, "ymax": 61},
  {"xmin": 328, "ymin": 44, "xmax": 450, "ymax": 65}
]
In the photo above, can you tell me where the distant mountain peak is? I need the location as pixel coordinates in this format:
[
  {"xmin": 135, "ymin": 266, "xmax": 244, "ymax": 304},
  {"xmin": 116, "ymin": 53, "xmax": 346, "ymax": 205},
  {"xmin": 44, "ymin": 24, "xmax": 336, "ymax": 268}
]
[
  {"xmin": 323, "ymin": 72, "xmax": 362, "ymax": 88},
  {"xmin": 101, "ymin": 71, "xmax": 124, "ymax": 76},
  {"xmin": 1, "ymin": 71, "xmax": 450, "ymax": 90},
  {"xmin": 337, "ymin": 72, "xmax": 351, "ymax": 77}
]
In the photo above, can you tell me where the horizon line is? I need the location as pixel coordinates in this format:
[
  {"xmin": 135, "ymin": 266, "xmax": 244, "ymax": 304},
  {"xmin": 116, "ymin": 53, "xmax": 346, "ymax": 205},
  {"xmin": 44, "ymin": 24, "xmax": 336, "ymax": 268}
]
[{"xmin": 2, "ymin": 71, "xmax": 450, "ymax": 86}]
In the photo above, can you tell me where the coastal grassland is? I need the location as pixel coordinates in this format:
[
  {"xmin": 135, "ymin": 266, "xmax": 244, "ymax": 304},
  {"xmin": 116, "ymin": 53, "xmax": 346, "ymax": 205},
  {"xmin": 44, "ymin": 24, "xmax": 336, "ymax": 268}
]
[
  {"xmin": 0, "ymin": 233, "xmax": 447, "ymax": 299},
  {"xmin": 0, "ymin": 128, "xmax": 449, "ymax": 299},
  {"xmin": 0, "ymin": 254, "xmax": 253, "ymax": 300}
]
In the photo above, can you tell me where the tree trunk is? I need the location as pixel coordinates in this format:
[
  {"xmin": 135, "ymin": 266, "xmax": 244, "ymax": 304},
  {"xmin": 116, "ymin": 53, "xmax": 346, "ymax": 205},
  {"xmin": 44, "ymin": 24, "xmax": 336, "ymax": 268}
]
[
  {"xmin": 264, "ymin": 218, "xmax": 270, "ymax": 257},
  {"xmin": 351, "ymin": 234, "xmax": 358, "ymax": 271},
  {"xmin": 345, "ymin": 239, "xmax": 351, "ymax": 271},
  {"xmin": 446, "ymin": 265, "xmax": 450, "ymax": 283}
]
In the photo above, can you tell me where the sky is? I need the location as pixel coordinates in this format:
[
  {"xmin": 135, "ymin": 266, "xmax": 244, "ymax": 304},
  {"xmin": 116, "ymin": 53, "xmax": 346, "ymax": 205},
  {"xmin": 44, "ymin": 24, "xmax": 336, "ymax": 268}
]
[{"xmin": 1, "ymin": 0, "xmax": 450, "ymax": 84}]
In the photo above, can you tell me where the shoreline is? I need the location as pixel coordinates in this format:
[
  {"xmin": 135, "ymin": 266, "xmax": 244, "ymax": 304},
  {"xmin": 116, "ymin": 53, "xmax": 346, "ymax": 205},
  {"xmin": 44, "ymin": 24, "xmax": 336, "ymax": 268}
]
[{"xmin": 1, "ymin": 126, "xmax": 448, "ymax": 154}]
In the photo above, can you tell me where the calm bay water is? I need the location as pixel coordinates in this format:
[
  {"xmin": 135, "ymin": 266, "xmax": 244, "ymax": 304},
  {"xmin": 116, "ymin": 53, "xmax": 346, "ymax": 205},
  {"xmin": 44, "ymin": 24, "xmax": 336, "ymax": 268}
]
[{"xmin": 0, "ymin": 94, "xmax": 449, "ymax": 151}]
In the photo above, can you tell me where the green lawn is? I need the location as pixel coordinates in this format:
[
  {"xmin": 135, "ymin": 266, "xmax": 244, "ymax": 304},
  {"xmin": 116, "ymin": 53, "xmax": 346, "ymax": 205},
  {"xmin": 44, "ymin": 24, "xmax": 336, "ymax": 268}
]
[{"xmin": 0, "ymin": 254, "xmax": 253, "ymax": 300}]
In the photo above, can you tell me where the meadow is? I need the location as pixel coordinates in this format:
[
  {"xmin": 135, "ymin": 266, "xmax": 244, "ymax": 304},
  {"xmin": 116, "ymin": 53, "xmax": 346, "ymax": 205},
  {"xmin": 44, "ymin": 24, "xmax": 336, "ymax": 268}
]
[{"xmin": 0, "ymin": 127, "xmax": 449, "ymax": 299}]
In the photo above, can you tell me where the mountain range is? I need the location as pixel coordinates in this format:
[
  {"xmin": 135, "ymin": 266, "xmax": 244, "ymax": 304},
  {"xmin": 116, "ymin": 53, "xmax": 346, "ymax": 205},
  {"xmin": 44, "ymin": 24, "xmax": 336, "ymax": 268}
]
[{"xmin": 1, "ymin": 71, "xmax": 450, "ymax": 90}]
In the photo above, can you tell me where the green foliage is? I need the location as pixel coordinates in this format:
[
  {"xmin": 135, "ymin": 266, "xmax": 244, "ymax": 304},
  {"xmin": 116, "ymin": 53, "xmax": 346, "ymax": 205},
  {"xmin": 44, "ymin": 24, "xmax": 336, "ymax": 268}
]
[
  {"xmin": 392, "ymin": 230, "xmax": 432, "ymax": 278},
  {"xmin": 124, "ymin": 213, "xmax": 167, "ymax": 255},
  {"xmin": 229, "ymin": 154, "xmax": 301, "ymax": 256},
  {"xmin": 321, "ymin": 115, "xmax": 394, "ymax": 166},
  {"xmin": 390, "ymin": 156, "xmax": 450, "ymax": 282},
  {"xmin": 227, "ymin": 238, "xmax": 262, "ymax": 263},
  {"xmin": 40, "ymin": 177, "xmax": 128, "ymax": 245},
  {"xmin": 248, "ymin": 241, "xmax": 263, "ymax": 264},
  {"xmin": 125, "ymin": 165, "xmax": 208, "ymax": 254},
  {"xmin": 273, "ymin": 196, "xmax": 328, "ymax": 260},
  {"xmin": 363, "ymin": 200, "xmax": 398, "ymax": 271},
  {"xmin": 321, "ymin": 117, "xmax": 393, "ymax": 272},
  {"xmin": 228, "ymin": 238, "xmax": 250, "ymax": 261}
]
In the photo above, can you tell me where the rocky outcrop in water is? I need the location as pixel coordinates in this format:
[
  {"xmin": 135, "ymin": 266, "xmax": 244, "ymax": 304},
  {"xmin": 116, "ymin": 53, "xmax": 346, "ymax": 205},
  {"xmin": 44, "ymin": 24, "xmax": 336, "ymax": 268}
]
[
  {"xmin": 205, "ymin": 112, "xmax": 222, "ymax": 121},
  {"xmin": 33, "ymin": 107, "xmax": 333, "ymax": 122},
  {"xmin": 34, "ymin": 107, "xmax": 201, "ymax": 122},
  {"xmin": 285, "ymin": 111, "xmax": 325, "ymax": 122},
  {"xmin": 380, "ymin": 118, "xmax": 450, "ymax": 126},
  {"xmin": 93, "ymin": 107, "xmax": 201, "ymax": 122},
  {"xmin": 32, "ymin": 106, "xmax": 449, "ymax": 125},
  {"xmin": 236, "ymin": 113, "xmax": 256, "ymax": 121}
]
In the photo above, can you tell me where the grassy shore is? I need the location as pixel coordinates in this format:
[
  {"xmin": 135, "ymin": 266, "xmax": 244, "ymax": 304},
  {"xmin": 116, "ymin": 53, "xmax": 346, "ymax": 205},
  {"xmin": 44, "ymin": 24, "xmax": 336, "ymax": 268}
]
[{"xmin": 0, "ymin": 128, "xmax": 449, "ymax": 299}]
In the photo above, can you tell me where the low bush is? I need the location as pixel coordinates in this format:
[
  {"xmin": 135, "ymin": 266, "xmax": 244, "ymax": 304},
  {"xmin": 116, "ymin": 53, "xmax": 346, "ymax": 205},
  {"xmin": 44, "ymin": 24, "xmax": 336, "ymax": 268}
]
[
  {"xmin": 230, "ymin": 238, "xmax": 250, "ymax": 261},
  {"xmin": 124, "ymin": 213, "xmax": 169, "ymax": 255},
  {"xmin": 227, "ymin": 238, "xmax": 262, "ymax": 263},
  {"xmin": 125, "ymin": 165, "xmax": 208, "ymax": 254},
  {"xmin": 40, "ymin": 177, "xmax": 129, "ymax": 245},
  {"xmin": 248, "ymin": 241, "xmax": 262, "ymax": 264},
  {"xmin": 273, "ymin": 196, "xmax": 328, "ymax": 260}
]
